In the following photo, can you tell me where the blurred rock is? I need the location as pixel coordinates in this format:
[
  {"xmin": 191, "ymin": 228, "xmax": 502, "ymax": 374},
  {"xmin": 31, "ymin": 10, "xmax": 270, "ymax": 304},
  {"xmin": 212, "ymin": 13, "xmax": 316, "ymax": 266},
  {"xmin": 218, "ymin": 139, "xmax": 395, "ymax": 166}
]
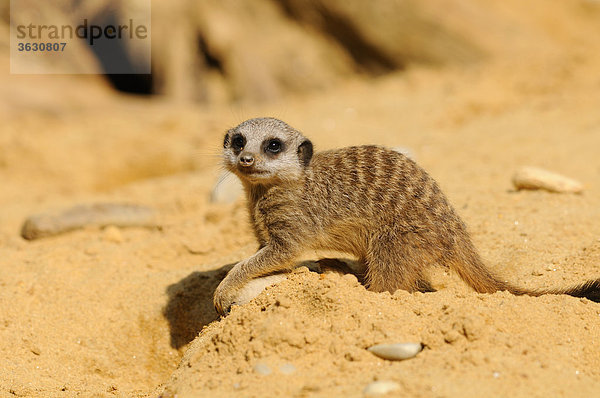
[
  {"xmin": 279, "ymin": 363, "xmax": 297, "ymax": 375},
  {"xmin": 210, "ymin": 172, "xmax": 244, "ymax": 204},
  {"xmin": 512, "ymin": 167, "xmax": 583, "ymax": 194},
  {"xmin": 103, "ymin": 225, "xmax": 124, "ymax": 243},
  {"xmin": 363, "ymin": 380, "xmax": 400, "ymax": 396},
  {"xmin": 3, "ymin": 0, "xmax": 595, "ymax": 104},
  {"xmin": 277, "ymin": 0, "xmax": 482, "ymax": 72},
  {"xmin": 188, "ymin": 0, "xmax": 355, "ymax": 103},
  {"xmin": 252, "ymin": 362, "xmax": 272, "ymax": 376},
  {"xmin": 21, "ymin": 203, "xmax": 158, "ymax": 240},
  {"xmin": 1, "ymin": 0, "xmax": 485, "ymax": 102}
]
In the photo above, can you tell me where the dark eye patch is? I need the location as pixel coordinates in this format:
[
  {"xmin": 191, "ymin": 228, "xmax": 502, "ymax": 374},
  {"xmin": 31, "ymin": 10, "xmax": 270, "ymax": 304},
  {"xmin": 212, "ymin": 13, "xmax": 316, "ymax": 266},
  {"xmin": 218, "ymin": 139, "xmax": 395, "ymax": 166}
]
[
  {"xmin": 231, "ymin": 134, "xmax": 245, "ymax": 152},
  {"xmin": 264, "ymin": 138, "xmax": 284, "ymax": 154}
]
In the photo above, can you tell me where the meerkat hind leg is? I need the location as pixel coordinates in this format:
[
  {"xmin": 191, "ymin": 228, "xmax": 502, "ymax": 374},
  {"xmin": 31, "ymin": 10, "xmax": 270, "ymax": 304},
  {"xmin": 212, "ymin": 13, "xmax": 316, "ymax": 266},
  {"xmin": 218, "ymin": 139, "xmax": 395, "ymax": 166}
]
[{"xmin": 364, "ymin": 238, "xmax": 433, "ymax": 294}]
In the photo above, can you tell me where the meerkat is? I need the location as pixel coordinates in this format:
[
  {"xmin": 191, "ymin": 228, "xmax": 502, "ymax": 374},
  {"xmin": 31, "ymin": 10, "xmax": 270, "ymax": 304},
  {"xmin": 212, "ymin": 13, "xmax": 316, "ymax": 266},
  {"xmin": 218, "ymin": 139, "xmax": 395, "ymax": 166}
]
[{"xmin": 213, "ymin": 117, "xmax": 600, "ymax": 315}]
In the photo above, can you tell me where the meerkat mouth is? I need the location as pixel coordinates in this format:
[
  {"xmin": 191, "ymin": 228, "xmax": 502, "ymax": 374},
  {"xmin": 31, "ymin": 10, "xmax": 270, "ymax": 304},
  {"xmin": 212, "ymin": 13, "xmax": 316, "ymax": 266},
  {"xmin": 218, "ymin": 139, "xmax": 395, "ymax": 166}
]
[{"xmin": 236, "ymin": 166, "xmax": 268, "ymax": 176}]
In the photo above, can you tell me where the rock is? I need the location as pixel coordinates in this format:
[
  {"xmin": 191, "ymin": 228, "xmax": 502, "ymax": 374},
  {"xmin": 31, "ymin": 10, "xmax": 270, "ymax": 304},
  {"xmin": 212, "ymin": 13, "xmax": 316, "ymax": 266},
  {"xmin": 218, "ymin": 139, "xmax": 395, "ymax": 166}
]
[
  {"xmin": 279, "ymin": 363, "xmax": 297, "ymax": 375},
  {"xmin": 102, "ymin": 226, "xmax": 123, "ymax": 243},
  {"xmin": 512, "ymin": 167, "xmax": 583, "ymax": 194},
  {"xmin": 367, "ymin": 342, "xmax": 422, "ymax": 361},
  {"xmin": 253, "ymin": 362, "xmax": 272, "ymax": 375},
  {"xmin": 234, "ymin": 274, "xmax": 288, "ymax": 306},
  {"xmin": 21, "ymin": 203, "xmax": 159, "ymax": 240},
  {"xmin": 363, "ymin": 380, "xmax": 400, "ymax": 396},
  {"xmin": 277, "ymin": 0, "xmax": 483, "ymax": 69},
  {"xmin": 210, "ymin": 172, "xmax": 244, "ymax": 203}
]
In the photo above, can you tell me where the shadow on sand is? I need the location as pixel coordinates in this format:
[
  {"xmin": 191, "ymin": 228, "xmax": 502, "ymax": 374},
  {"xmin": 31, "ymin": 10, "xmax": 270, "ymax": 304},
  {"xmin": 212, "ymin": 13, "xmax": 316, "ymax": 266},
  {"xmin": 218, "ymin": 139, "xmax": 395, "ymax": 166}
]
[{"xmin": 162, "ymin": 263, "xmax": 233, "ymax": 349}]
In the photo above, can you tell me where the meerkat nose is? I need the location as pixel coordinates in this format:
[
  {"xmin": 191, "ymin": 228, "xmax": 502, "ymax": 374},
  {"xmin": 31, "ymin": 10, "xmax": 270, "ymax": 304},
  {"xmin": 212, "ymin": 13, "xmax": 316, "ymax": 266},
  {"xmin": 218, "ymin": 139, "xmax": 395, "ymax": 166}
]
[{"xmin": 239, "ymin": 153, "xmax": 255, "ymax": 167}]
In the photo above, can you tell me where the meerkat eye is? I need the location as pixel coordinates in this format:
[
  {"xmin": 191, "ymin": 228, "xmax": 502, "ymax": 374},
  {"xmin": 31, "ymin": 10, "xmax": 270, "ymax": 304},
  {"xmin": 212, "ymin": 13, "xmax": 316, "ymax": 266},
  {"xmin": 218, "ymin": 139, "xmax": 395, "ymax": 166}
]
[
  {"xmin": 265, "ymin": 139, "xmax": 282, "ymax": 154},
  {"xmin": 231, "ymin": 134, "xmax": 245, "ymax": 151}
]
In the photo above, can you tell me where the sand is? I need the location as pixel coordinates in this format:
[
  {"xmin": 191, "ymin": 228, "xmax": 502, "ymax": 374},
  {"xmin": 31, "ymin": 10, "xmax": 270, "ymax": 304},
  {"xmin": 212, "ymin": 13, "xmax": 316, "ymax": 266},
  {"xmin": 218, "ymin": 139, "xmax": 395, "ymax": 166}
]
[{"xmin": 2, "ymin": 3, "xmax": 600, "ymax": 398}]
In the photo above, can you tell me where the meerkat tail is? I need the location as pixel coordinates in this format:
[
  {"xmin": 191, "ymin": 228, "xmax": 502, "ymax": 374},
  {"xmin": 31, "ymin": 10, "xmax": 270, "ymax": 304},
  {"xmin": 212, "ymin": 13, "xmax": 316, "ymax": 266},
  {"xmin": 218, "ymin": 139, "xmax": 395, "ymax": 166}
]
[
  {"xmin": 541, "ymin": 279, "xmax": 600, "ymax": 302},
  {"xmin": 450, "ymin": 255, "xmax": 511, "ymax": 294},
  {"xmin": 449, "ymin": 240, "xmax": 515, "ymax": 294},
  {"xmin": 451, "ymin": 242, "xmax": 600, "ymax": 302}
]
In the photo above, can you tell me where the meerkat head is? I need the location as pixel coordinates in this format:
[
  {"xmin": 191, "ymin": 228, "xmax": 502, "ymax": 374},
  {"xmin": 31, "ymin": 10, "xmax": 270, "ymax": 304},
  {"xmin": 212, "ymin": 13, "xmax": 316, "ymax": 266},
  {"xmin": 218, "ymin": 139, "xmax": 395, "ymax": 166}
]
[{"xmin": 223, "ymin": 117, "xmax": 313, "ymax": 185}]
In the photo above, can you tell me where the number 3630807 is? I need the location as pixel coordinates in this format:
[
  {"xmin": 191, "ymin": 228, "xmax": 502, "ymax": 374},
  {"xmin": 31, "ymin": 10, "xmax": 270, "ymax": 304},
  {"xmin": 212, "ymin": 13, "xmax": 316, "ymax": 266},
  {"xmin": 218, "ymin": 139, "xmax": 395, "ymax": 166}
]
[{"xmin": 17, "ymin": 42, "xmax": 67, "ymax": 52}]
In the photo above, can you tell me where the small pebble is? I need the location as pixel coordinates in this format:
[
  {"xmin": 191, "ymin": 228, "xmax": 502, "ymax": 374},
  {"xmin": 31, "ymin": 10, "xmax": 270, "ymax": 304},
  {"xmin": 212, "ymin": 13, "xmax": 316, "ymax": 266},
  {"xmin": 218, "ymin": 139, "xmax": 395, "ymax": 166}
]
[
  {"xmin": 210, "ymin": 172, "xmax": 244, "ymax": 203},
  {"xmin": 367, "ymin": 342, "xmax": 422, "ymax": 361},
  {"xmin": 363, "ymin": 380, "xmax": 400, "ymax": 396},
  {"xmin": 103, "ymin": 226, "xmax": 123, "ymax": 243},
  {"xmin": 181, "ymin": 238, "xmax": 210, "ymax": 255},
  {"xmin": 253, "ymin": 362, "xmax": 272, "ymax": 375},
  {"xmin": 512, "ymin": 166, "xmax": 583, "ymax": 194},
  {"xmin": 279, "ymin": 363, "xmax": 297, "ymax": 375}
]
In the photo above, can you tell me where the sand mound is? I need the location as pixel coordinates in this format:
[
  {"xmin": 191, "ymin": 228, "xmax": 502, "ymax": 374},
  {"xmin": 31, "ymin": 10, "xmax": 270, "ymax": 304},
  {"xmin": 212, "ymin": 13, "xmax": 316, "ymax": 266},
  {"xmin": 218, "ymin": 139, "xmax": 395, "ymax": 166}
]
[{"xmin": 159, "ymin": 270, "xmax": 600, "ymax": 397}]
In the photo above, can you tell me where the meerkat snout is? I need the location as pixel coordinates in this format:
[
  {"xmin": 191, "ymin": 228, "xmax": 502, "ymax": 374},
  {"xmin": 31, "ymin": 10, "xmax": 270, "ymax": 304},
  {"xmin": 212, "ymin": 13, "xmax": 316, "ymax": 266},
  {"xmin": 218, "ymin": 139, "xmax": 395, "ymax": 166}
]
[{"xmin": 239, "ymin": 153, "xmax": 255, "ymax": 167}]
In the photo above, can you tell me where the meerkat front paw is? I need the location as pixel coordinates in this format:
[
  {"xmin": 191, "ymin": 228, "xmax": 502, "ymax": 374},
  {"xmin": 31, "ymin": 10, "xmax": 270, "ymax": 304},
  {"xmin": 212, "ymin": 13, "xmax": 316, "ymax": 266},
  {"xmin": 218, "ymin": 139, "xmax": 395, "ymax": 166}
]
[{"xmin": 213, "ymin": 279, "xmax": 240, "ymax": 316}]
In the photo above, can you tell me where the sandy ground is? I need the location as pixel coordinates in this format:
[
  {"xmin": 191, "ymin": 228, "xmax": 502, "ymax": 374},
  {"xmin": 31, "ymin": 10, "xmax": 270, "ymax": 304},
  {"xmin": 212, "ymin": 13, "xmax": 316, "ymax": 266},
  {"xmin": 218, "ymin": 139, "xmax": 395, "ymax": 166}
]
[{"xmin": 2, "ymin": 5, "xmax": 600, "ymax": 397}]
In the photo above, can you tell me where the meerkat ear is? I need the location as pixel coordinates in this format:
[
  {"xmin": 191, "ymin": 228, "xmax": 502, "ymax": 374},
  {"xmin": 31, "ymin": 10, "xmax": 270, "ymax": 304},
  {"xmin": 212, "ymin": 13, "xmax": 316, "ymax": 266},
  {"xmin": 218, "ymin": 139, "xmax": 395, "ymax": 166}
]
[
  {"xmin": 223, "ymin": 133, "xmax": 230, "ymax": 148},
  {"xmin": 298, "ymin": 139, "xmax": 313, "ymax": 167}
]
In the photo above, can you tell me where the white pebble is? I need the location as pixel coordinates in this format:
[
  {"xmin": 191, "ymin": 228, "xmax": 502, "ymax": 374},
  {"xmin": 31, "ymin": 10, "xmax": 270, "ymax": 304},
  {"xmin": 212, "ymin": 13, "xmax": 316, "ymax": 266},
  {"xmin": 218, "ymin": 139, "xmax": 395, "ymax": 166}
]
[
  {"xmin": 367, "ymin": 342, "xmax": 422, "ymax": 361},
  {"xmin": 512, "ymin": 167, "xmax": 583, "ymax": 193},
  {"xmin": 279, "ymin": 363, "xmax": 297, "ymax": 375},
  {"xmin": 234, "ymin": 274, "xmax": 288, "ymax": 306},
  {"xmin": 253, "ymin": 362, "xmax": 272, "ymax": 375},
  {"xmin": 210, "ymin": 172, "xmax": 244, "ymax": 203},
  {"xmin": 363, "ymin": 380, "xmax": 400, "ymax": 396},
  {"xmin": 103, "ymin": 225, "xmax": 123, "ymax": 243}
]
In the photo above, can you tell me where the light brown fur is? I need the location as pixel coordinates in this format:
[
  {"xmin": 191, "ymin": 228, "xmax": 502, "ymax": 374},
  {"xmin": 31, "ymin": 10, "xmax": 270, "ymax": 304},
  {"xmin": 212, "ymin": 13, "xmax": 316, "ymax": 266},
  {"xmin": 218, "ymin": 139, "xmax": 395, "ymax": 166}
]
[{"xmin": 213, "ymin": 117, "xmax": 600, "ymax": 315}]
